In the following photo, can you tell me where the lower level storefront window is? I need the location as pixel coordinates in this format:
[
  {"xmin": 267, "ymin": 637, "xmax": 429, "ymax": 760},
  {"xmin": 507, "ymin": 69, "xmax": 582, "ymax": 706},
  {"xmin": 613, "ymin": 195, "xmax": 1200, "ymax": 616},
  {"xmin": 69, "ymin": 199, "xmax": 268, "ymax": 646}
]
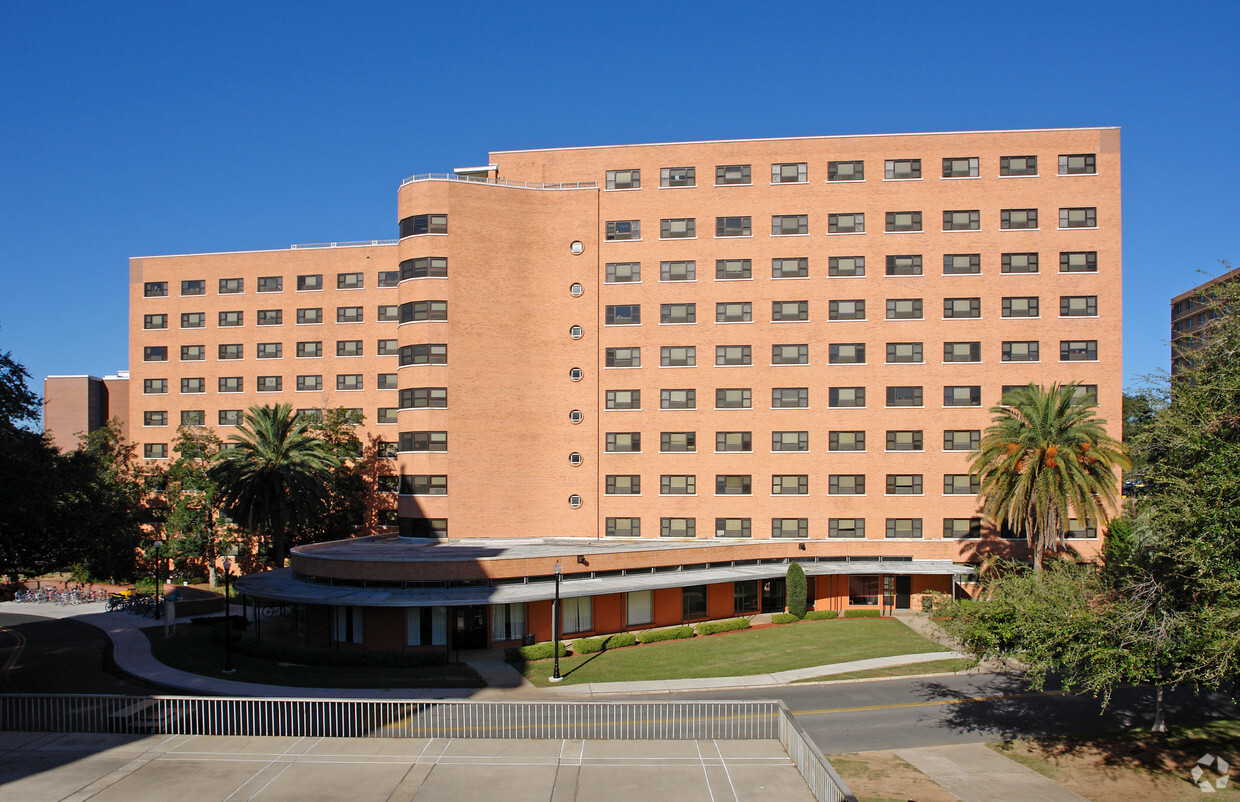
[
  {"xmin": 491, "ymin": 603, "xmax": 526, "ymax": 642},
  {"xmin": 406, "ymin": 606, "xmax": 447, "ymax": 646},
  {"xmin": 848, "ymin": 575, "xmax": 881, "ymax": 606},
  {"xmin": 562, "ymin": 596, "xmax": 593, "ymax": 634}
]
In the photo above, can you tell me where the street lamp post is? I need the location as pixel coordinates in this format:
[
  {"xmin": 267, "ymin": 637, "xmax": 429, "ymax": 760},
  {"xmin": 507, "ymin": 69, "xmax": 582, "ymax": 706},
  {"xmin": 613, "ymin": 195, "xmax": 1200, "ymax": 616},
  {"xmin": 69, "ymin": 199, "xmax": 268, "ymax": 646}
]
[
  {"xmin": 550, "ymin": 561, "xmax": 563, "ymax": 683},
  {"xmin": 222, "ymin": 557, "xmax": 235, "ymax": 674}
]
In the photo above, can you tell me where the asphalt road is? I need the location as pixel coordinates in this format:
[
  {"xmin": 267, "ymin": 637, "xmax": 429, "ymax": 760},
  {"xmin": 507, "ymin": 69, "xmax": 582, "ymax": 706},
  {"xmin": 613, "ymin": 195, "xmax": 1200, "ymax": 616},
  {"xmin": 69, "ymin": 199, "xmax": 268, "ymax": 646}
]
[{"xmin": 0, "ymin": 612, "xmax": 162, "ymax": 695}]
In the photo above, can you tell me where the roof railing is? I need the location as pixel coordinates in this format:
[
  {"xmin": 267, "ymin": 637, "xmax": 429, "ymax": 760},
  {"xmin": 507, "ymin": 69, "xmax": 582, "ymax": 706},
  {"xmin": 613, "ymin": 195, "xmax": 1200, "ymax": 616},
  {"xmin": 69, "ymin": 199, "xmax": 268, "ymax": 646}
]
[
  {"xmin": 400, "ymin": 173, "xmax": 596, "ymax": 190},
  {"xmin": 289, "ymin": 240, "xmax": 397, "ymax": 250}
]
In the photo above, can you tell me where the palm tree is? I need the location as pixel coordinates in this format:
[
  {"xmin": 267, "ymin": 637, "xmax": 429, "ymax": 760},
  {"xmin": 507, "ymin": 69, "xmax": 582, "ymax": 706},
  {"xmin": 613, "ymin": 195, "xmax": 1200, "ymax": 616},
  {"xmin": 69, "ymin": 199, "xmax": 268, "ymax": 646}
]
[
  {"xmin": 971, "ymin": 384, "xmax": 1129, "ymax": 570},
  {"xmin": 209, "ymin": 404, "xmax": 339, "ymax": 567}
]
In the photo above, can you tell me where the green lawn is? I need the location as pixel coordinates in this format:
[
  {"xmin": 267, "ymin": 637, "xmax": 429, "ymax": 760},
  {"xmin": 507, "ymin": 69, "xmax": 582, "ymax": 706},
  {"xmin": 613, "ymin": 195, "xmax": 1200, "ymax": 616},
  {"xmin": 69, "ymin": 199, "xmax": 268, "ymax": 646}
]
[
  {"xmin": 518, "ymin": 618, "xmax": 949, "ymax": 686},
  {"xmin": 143, "ymin": 626, "xmax": 484, "ymax": 689},
  {"xmin": 794, "ymin": 657, "xmax": 977, "ymax": 683}
]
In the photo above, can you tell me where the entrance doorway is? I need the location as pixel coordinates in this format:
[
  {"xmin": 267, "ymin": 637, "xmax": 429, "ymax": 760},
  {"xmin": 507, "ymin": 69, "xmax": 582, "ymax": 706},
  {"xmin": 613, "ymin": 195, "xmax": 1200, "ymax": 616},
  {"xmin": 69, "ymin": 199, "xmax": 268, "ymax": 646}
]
[
  {"xmin": 895, "ymin": 576, "xmax": 912, "ymax": 609},
  {"xmin": 452, "ymin": 605, "xmax": 488, "ymax": 650},
  {"xmin": 761, "ymin": 578, "xmax": 786, "ymax": 613}
]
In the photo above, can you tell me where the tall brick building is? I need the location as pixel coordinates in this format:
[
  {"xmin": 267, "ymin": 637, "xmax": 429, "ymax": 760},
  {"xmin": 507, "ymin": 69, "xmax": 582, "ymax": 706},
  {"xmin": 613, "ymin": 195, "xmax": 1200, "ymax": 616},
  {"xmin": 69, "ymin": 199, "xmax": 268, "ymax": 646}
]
[{"xmin": 50, "ymin": 128, "xmax": 1122, "ymax": 650}]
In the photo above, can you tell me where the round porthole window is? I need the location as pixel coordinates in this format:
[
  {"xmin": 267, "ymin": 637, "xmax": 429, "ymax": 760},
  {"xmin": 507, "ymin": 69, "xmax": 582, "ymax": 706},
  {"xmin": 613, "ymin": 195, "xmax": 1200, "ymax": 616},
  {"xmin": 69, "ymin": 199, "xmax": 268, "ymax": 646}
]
[
  {"xmin": 569, "ymin": 282, "xmax": 584, "ymax": 297},
  {"xmin": 570, "ymin": 241, "xmax": 584, "ymax": 255},
  {"xmin": 569, "ymin": 410, "xmax": 583, "ymax": 423},
  {"xmin": 569, "ymin": 367, "xmax": 583, "ymax": 381},
  {"xmin": 569, "ymin": 325, "xmax": 583, "ymax": 339},
  {"xmin": 568, "ymin": 494, "xmax": 583, "ymax": 508},
  {"xmin": 569, "ymin": 452, "xmax": 583, "ymax": 466}
]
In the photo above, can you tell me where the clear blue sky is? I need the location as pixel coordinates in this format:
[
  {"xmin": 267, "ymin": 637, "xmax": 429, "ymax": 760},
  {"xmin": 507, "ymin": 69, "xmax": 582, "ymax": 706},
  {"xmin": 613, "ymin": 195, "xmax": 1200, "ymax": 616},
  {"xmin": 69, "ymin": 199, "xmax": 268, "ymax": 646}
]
[{"xmin": 2, "ymin": 1, "xmax": 1236, "ymax": 406}]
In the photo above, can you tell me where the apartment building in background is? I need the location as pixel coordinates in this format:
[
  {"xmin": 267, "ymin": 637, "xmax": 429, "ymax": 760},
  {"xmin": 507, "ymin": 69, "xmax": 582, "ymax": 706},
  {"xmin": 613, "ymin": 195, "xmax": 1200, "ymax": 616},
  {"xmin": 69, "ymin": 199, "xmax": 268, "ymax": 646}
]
[
  {"xmin": 47, "ymin": 128, "xmax": 1122, "ymax": 652},
  {"xmin": 1170, "ymin": 262, "xmax": 1240, "ymax": 372}
]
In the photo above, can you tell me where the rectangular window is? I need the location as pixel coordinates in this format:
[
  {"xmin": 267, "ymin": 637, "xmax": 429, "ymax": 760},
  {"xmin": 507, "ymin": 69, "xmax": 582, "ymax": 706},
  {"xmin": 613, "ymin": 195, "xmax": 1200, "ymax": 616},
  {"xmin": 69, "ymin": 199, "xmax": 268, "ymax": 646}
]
[
  {"xmin": 1061, "ymin": 296, "xmax": 1098, "ymax": 316},
  {"xmin": 944, "ymin": 254, "xmax": 981, "ymax": 274},
  {"xmin": 716, "ymin": 259, "xmax": 752, "ymax": 280},
  {"xmin": 772, "ymin": 300, "xmax": 808, "ymax": 321},
  {"xmin": 337, "ymin": 340, "xmax": 363, "ymax": 357},
  {"xmin": 1061, "ymin": 340, "xmax": 1098, "ymax": 361},
  {"xmin": 378, "ymin": 373, "xmax": 399, "ymax": 389},
  {"xmin": 1066, "ymin": 520, "xmax": 1098, "ymax": 539},
  {"xmin": 1001, "ymin": 209, "xmax": 1038, "ymax": 229},
  {"xmin": 1002, "ymin": 341, "xmax": 1040, "ymax": 362},
  {"xmin": 659, "ymin": 260, "xmax": 693, "ymax": 281},
  {"xmin": 399, "ymin": 214, "xmax": 448, "ymax": 237},
  {"xmin": 181, "ymin": 312, "xmax": 205, "ymax": 328},
  {"xmin": 830, "ymin": 519, "xmax": 865, "ymax": 538},
  {"xmin": 1059, "ymin": 154, "xmax": 1096, "ymax": 175},
  {"xmin": 886, "ymin": 430, "xmax": 923, "ymax": 451},
  {"xmin": 144, "ymin": 281, "xmax": 167, "ymax": 297},
  {"xmin": 256, "ymin": 343, "xmax": 282, "ymax": 359},
  {"xmin": 715, "ymin": 216, "xmax": 751, "ymax": 237},
  {"xmin": 772, "ymin": 257, "xmax": 808, "ymax": 278},
  {"xmin": 734, "ymin": 580, "xmax": 759, "ymax": 614},
  {"xmin": 772, "ymin": 518, "xmax": 808, "ymax": 538},
  {"xmin": 661, "ymin": 517, "xmax": 696, "ymax": 538},
  {"xmin": 887, "ymin": 386, "xmax": 923, "ymax": 407},
  {"xmin": 143, "ymin": 346, "xmax": 167, "ymax": 362},
  {"xmin": 715, "ymin": 388, "xmax": 751, "ymax": 409},
  {"xmin": 376, "ymin": 408, "xmax": 398, "ymax": 424},
  {"xmin": 143, "ymin": 411, "xmax": 167, "ymax": 426},
  {"xmin": 257, "ymin": 276, "xmax": 282, "ymax": 293},
  {"xmin": 1001, "ymin": 253, "xmax": 1039, "ymax": 274},
  {"xmin": 256, "ymin": 309, "xmax": 282, "ymax": 326},
  {"xmin": 829, "ymin": 343, "xmax": 866, "ymax": 364},
  {"xmin": 715, "ymin": 518, "xmax": 751, "ymax": 538},
  {"xmin": 257, "ymin": 376, "xmax": 282, "ymax": 392},
  {"xmin": 944, "ymin": 430, "xmax": 980, "ymax": 451},
  {"xmin": 772, "ymin": 387, "xmax": 808, "ymax": 408},
  {"xmin": 605, "ymin": 475, "xmax": 641, "ymax": 495},
  {"xmin": 607, "ymin": 262, "xmax": 642, "ymax": 283},
  {"xmin": 772, "ymin": 344, "xmax": 808, "ymax": 364},
  {"xmin": 180, "ymin": 345, "xmax": 204, "ymax": 361},
  {"xmin": 399, "ymin": 475, "xmax": 448, "ymax": 496},
  {"xmin": 377, "ymin": 271, "xmax": 399, "ymax": 288},
  {"xmin": 886, "ymin": 298, "xmax": 923, "ymax": 319},
  {"xmin": 1003, "ymin": 297, "xmax": 1040, "ymax": 317},
  {"xmin": 772, "ymin": 162, "xmax": 807, "ymax": 183},
  {"xmin": 1061, "ymin": 251, "xmax": 1098, "ymax": 273},
  {"xmin": 490, "ymin": 603, "xmax": 526, "ymax": 643},
  {"xmin": 682, "ymin": 585, "xmax": 709, "ymax": 619},
  {"xmin": 944, "ymin": 518, "xmax": 983, "ymax": 539},
  {"xmin": 660, "ymin": 432, "xmax": 695, "ymax": 452},
  {"xmin": 828, "ymin": 160, "xmax": 864, "ymax": 181},
  {"xmin": 219, "ymin": 278, "xmax": 243, "ymax": 294},
  {"xmin": 377, "ymin": 339, "xmax": 399, "ymax": 356},
  {"xmin": 181, "ymin": 279, "xmax": 205, "ymax": 296},
  {"xmin": 774, "ymin": 430, "xmax": 809, "ymax": 451},
  {"xmin": 606, "ymin": 390, "xmax": 642, "ymax": 410},
  {"xmin": 887, "ymin": 342, "xmax": 923, "ymax": 363},
  {"xmin": 144, "ymin": 443, "xmax": 168, "ymax": 459},
  {"xmin": 605, "ymin": 347, "xmax": 641, "ymax": 368},
  {"xmin": 944, "ymin": 474, "xmax": 980, "ymax": 495},
  {"xmin": 886, "ymin": 519, "xmax": 923, "ymax": 538},
  {"xmin": 1000, "ymin": 155, "xmax": 1038, "ymax": 176},
  {"xmin": 829, "ymin": 431, "xmax": 864, "ymax": 451},
  {"xmin": 1060, "ymin": 207, "xmax": 1097, "ymax": 228},
  {"xmin": 219, "ymin": 311, "xmax": 243, "ymax": 327},
  {"xmin": 605, "ymin": 518, "xmax": 640, "ymax": 538},
  {"xmin": 400, "ymin": 431, "xmax": 448, "ymax": 452},
  {"xmin": 829, "ymin": 299, "xmax": 865, "ymax": 320},
  {"xmin": 660, "ymin": 346, "xmax": 694, "ymax": 367},
  {"xmin": 715, "ymin": 345, "xmax": 751, "ymax": 366},
  {"xmin": 772, "ymin": 215, "xmax": 808, "ymax": 235},
  {"xmin": 604, "ymin": 432, "xmax": 641, "ymax": 453},
  {"xmin": 297, "ymin": 274, "xmax": 322, "ymax": 291},
  {"xmin": 605, "ymin": 220, "xmax": 640, "ymax": 240},
  {"xmin": 850, "ymin": 576, "xmax": 881, "ymax": 606},
  {"xmin": 399, "ymin": 387, "xmax": 447, "ymax": 408},
  {"xmin": 942, "ymin": 157, "xmax": 979, "ymax": 177},
  {"xmin": 943, "ymin": 341, "xmax": 981, "ymax": 362},
  {"xmin": 295, "ymin": 341, "xmax": 321, "ymax": 358},
  {"xmin": 661, "ymin": 218, "xmax": 695, "ymax": 238},
  {"xmin": 337, "ymin": 306, "xmax": 363, "ymax": 323},
  {"xmin": 885, "ymin": 255, "xmax": 923, "ymax": 276},
  {"xmin": 715, "ymin": 164, "xmax": 751, "ymax": 185},
  {"xmin": 625, "ymin": 590, "xmax": 653, "ymax": 628},
  {"xmin": 377, "ymin": 304, "xmax": 399, "ymax": 322},
  {"xmin": 828, "ymin": 213, "xmax": 864, "ymax": 234},
  {"xmin": 333, "ymin": 272, "xmax": 362, "ymax": 290},
  {"xmin": 829, "ymin": 475, "xmax": 865, "ymax": 495},
  {"xmin": 885, "ymin": 159, "xmax": 921, "ymax": 179},
  {"xmin": 716, "ymin": 431, "xmax": 751, "ymax": 452},
  {"xmin": 772, "ymin": 475, "xmax": 808, "ymax": 495},
  {"xmin": 605, "ymin": 305, "xmax": 641, "ymax": 325},
  {"xmin": 660, "ymin": 475, "xmax": 696, "ymax": 495},
  {"xmin": 716, "ymin": 302, "xmax": 752, "ymax": 323},
  {"xmin": 943, "ymin": 210, "xmax": 980, "ymax": 231},
  {"xmin": 296, "ymin": 375, "xmax": 322, "ymax": 391},
  {"xmin": 399, "ymin": 257, "xmax": 448, "ymax": 280},
  {"xmin": 661, "ymin": 166, "xmax": 695, "ymax": 187},
  {"xmin": 143, "ymin": 314, "xmax": 167, "ymax": 330},
  {"xmin": 944, "ymin": 386, "xmax": 982, "ymax": 406},
  {"xmin": 296, "ymin": 308, "xmax": 322, "ymax": 324},
  {"xmin": 143, "ymin": 379, "xmax": 167, "ymax": 394},
  {"xmin": 399, "ymin": 300, "xmax": 447, "ymax": 322},
  {"xmin": 829, "ymin": 387, "xmax": 865, "ymax": 408},
  {"xmin": 886, "ymin": 474, "xmax": 922, "ymax": 495},
  {"xmin": 886, "ymin": 211, "xmax": 922, "ymax": 232},
  {"xmin": 828, "ymin": 258, "xmax": 865, "ymax": 280},
  {"xmin": 219, "ymin": 409, "xmax": 242, "ymax": 426},
  {"xmin": 606, "ymin": 169, "xmax": 640, "ymax": 189},
  {"xmin": 944, "ymin": 297, "xmax": 981, "ymax": 318}
]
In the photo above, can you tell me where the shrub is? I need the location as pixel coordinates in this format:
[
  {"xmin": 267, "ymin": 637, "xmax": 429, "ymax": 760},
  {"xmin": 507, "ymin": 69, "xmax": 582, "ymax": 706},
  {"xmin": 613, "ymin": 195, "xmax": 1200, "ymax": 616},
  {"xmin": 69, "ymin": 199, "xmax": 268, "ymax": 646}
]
[
  {"xmin": 503, "ymin": 641, "xmax": 569, "ymax": 663},
  {"xmin": 804, "ymin": 610, "xmax": 838, "ymax": 620},
  {"xmin": 846, "ymin": 609, "xmax": 882, "ymax": 618},
  {"xmin": 921, "ymin": 590, "xmax": 951, "ymax": 615},
  {"xmin": 771, "ymin": 613, "xmax": 801, "ymax": 624},
  {"xmin": 571, "ymin": 633, "xmax": 638, "ymax": 654},
  {"xmin": 695, "ymin": 618, "xmax": 751, "ymax": 636},
  {"xmin": 234, "ymin": 638, "xmax": 446, "ymax": 667},
  {"xmin": 636, "ymin": 626, "xmax": 695, "ymax": 644},
  {"xmin": 786, "ymin": 561, "xmax": 807, "ymax": 619}
]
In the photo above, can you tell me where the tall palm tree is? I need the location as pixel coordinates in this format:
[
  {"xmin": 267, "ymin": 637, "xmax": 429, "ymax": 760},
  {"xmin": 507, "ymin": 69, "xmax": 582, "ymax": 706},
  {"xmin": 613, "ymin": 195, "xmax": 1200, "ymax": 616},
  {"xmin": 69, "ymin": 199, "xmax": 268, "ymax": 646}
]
[
  {"xmin": 971, "ymin": 384, "xmax": 1129, "ymax": 570},
  {"xmin": 210, "ymin": 404, "xmax": 339, "ymax": 567}
]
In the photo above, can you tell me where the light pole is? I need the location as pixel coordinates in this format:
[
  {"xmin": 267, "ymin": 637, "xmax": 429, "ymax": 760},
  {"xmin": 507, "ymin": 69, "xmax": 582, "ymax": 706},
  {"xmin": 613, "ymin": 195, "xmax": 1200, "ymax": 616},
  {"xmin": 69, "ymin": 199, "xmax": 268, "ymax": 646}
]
[
  {"xmin": 550, "ymin": 561, "xmax": 563, "ymax": 683},
  {"xmin": 222, "ymin": 557, "xmax": 235, "ymax": 674}
]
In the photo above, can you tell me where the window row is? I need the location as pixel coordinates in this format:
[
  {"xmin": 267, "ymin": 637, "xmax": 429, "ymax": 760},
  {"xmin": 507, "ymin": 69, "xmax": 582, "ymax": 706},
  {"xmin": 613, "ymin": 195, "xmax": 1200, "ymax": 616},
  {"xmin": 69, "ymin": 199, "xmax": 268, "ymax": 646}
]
[
  {"xmin": 603, "ymin": 155, "xmax": 1097, "ymax": 189},
  {"xmin": 598, "ymin": 517, "xmax": 1097, "ymax": 539},
  {"xmin": 142, "ymin": 340, "xmax": 403, "ymax": 361},
  {"xmin": 141, "ymin": 374, "xmax": 400, "ymax": 394},
  {"xmin": 141, "ymin": 306, "xmax": 392, "ymax": 330},
  {"xmin": 600, "ymin": 473, "xmax": 979, "ymax": 496},
  {"xmin": 142, "ymin": 272, "xmax": 388, "ymax": 298},
  {"xmin": 604, "ymin": 299, "xmax": 1098, "ymax": 324},
  {"xmin": 142, "ymin": 407, "xmax": 398, "ymax": 429}
]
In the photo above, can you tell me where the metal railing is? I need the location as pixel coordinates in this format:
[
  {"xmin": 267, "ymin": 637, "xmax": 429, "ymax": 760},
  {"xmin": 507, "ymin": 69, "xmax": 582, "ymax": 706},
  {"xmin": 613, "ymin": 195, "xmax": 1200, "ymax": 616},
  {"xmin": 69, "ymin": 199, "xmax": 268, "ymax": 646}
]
[
  {"xmin": 399, "ymin": 173, "xmax": 597, "ymax": 190},
  {"xmin": 289, "ymin": 240, "xmax": 397, "ymax": 250},
  {"xmin": 776, "ymin": 700, "xmax": 859, "ymax": 802}
]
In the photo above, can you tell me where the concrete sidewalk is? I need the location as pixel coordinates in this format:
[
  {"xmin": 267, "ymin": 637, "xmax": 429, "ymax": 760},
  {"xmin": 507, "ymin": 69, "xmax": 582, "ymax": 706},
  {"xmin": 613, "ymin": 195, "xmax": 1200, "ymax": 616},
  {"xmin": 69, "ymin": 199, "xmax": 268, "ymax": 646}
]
[{"xmin": 896, "ymin": 743, "xmax": 1090, "ymax": 801}]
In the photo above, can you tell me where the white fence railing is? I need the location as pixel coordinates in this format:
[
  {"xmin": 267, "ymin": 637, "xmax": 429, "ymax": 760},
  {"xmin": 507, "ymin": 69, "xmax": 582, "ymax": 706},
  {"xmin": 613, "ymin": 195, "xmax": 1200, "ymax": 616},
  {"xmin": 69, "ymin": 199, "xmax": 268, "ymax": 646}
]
[
  {"xmin": 289, "ymin": 240, "xmax": 397, "ymax": 250},
  {"xmin": 399, "ymin": 173, "xmax": 597, "ymax": 190}
]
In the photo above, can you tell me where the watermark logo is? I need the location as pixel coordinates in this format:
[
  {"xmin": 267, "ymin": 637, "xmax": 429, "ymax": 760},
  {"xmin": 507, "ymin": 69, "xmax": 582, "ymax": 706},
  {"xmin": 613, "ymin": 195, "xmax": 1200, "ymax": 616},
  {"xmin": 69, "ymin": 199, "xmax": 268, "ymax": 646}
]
[{"xmin": 1191, "ymin": 753, "xmax": 1230, "ymax": 793}]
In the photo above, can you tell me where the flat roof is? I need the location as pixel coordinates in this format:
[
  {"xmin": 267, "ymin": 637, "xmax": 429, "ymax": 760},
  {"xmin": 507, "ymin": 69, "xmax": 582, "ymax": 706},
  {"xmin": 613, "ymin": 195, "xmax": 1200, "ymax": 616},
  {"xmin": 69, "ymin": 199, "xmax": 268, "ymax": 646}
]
[
  {"xmin": 292, "ymin": 535, "xmax": 735, "ymax": 564},
  {"xmin": 1171, "ymin": 263, "xmax": 1240, "ymax": 305}
]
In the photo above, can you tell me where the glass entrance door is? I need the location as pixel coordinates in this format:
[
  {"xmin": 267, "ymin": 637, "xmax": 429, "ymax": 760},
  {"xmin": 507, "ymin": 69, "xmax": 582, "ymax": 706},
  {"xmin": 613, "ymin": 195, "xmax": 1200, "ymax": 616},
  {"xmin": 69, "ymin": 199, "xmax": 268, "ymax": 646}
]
[
  {"xmin": 761, "ymin": 578, "xmax": 786, "ymax": 613},
  {"xmin": 452, "ymin": 605, "xmax": 488, "ymax": 650}
]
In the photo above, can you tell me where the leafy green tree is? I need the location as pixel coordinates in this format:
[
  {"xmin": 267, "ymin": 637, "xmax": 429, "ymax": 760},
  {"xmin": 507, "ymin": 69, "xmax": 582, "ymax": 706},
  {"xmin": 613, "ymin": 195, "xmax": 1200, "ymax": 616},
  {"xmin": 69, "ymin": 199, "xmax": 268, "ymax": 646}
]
[
  {"xmin": 971, "ymin": 384, "xmax": 1129, "ymax": 570},
  {"xmin": 296, "ymin": 408, "xmax": 368, "ymax": 546},
  {"xmin": 786, "ymin": 561, "xmax": 807, "ymax": 619},
  {"xmin": 0, "ymin": 347, "xmax": 39, "ymax": 432},
  {"xmin": 210, "ymin": 404, "xmax": 338, "ymax": 566},
  {"xmin": 161, "ymin": 425, "xmax": 232, "ymax": 585}
]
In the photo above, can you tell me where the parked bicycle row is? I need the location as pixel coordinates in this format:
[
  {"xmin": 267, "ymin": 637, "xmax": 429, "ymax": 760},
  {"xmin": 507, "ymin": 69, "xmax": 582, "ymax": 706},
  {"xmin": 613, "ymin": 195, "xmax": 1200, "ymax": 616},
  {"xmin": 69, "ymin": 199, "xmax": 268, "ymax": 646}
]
[{"xmin": 13, "ymin": 586, "xmax": 111, "ymax": 605}]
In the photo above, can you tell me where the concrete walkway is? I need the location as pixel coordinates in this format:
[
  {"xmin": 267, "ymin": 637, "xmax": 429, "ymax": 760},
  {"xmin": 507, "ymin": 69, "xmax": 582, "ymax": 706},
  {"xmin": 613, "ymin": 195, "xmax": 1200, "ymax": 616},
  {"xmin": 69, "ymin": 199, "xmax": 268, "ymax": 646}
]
[{"xmin": 896, "ymin": 743, "xmax": 1091, "ymax": 801}]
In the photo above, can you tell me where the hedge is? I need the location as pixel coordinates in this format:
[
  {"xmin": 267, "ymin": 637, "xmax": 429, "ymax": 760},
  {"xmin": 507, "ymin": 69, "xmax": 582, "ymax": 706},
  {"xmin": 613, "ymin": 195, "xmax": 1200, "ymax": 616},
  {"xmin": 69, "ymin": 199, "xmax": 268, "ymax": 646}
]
[
  {"xmin": 571, "ymin": 632, "xmax": 638, "ymax": 654},
  {"xmin": 234, "ymin": 638, "xmax": 446, "ymax": 667},
  {"xmin": 846, "ymin": 609, "xmax": 882, "ymax": 618},
  {"xmin": 771, "ymin": 613, "xmax": 801, "ymax": 624},
  {"xmin": 636, "ymin": 626, "xmax": 695, "ymax": 644},
  {"xmin": 804, "ymin": 610, "xmax": 838, "ymax": 620},
  {"xmin": 503, "ymin": 641, "xmax": 569, "ymax": 663},
  {"xmin": 695, "ymin": 618, "xmax": 751, "ymax": 636}
]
